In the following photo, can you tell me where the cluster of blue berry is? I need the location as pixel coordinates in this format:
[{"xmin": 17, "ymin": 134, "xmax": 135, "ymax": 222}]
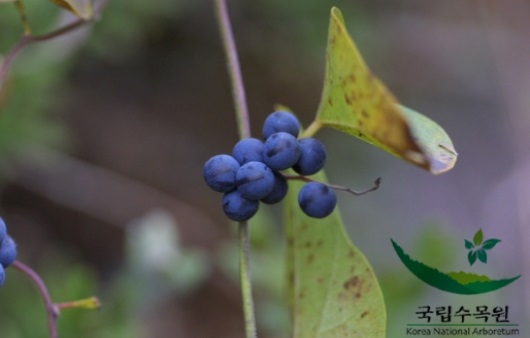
[
  {"xmin": 203, "ymin": 111, "xmax": 336, "ymax": 221},
  {"xmin": 0, "ymin": 218, "xmax": 17, "ymax": 287}
]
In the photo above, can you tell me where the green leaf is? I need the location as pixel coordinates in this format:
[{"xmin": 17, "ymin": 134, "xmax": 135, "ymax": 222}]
[
  {"xmin": 314, "ymin": 7, "xmax": 457, "ymax": 175},
  {"xmin": 50, "ymin": 0, "xmax": 93, "ymax": 20},
  {"xmin": 477, "ymin": 249, "xmax": 488, "ymax": 264},
  {"xmin": 285, "ymin": 170, "xmax": 386, "ymax": 338},
  {"xmin": 468, "ymin": 250, "xmax": 477, "ymax": 266},
  {"xmin": 464, "ymin": 239, "xmax": 474, "ymax": 250},
  {"xmin": 482, "ymin": 238, "xmax": 501, "ymax": 250},
  {"xmin": 473, "ymin": 229, "xmax": 483, "ymax": 246}
]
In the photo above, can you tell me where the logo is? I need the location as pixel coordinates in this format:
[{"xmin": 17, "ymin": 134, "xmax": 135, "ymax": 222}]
[{"xmin": 391, "ymin": 229, "xmax": 520, "ymax": 295}]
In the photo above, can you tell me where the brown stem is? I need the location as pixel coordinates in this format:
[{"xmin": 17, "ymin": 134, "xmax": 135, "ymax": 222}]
[
  {"xmin": 283, "ymin": 174, "xmax": 382, "ymax": 196},
  {"xmin": 0, "ymin": 0, "xmax": 109, "ymax": 95},
  {"xmin": 12, "ymin": 260, "xmax": 59, "ymax": 338}
]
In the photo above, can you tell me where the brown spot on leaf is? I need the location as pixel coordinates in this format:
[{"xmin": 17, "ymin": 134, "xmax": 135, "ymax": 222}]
[
  {"xmin": 316, "ymin": 240, "xmax": 323, "ymax": 247},
  {"xmin": 328, "ymin": 97, "xmax": 334, "ymax": 106},
  {"xmin": 304, "ymin": 241, "xmax": 313, "ymax": 249},
  {"xmin": 343, "ymin": 276, "xmax": 359, "ymax": 290},
  {"xmin": 347, "ymin": 249, "xmax": 355, "ymax": 258},
  {"xmin": 306, "ymin": 253, "xmax": 314, "ymax": 264},
  {"xmin": 361, "ymin": 310, "xmax": 369, "ymax": 318},
  {"xmin": 287, "ymin": 236, "xmax": 294, "ymax": 247},
  {"xmin": 344, "ymin": 93, "xmax": 352, "ymax": 105},
  {"xmin": 361, "ymin": 109, "xmax": 369, "ymax": 119}
]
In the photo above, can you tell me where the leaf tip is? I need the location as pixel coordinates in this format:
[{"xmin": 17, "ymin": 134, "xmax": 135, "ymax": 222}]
[{"xmin": 330, "ymin": 7, "xmax": 345, "ymax": 25}]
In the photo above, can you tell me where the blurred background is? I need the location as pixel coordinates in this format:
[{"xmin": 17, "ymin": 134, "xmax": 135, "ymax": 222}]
[{"xmin": 0, "ymin": 0, "xmax": 529, "ymax": 337}]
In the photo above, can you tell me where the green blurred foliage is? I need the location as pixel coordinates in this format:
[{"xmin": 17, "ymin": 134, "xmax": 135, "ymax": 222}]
[{"xmin": 0, "ymin": 253, "xmax": 137, "ymax": 338}]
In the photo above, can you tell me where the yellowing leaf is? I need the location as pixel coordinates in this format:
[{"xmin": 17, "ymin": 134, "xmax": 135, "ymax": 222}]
[
  {"xmin": 399, "ymin": 105, "xmax": 458, "ymax": 174},
  {"xmin": 50, "ymin": 0, "xmax": 93, "ymax": 20},
  {"xmin": 315, "ymin": 7, "xmax": 457, "ymax": 174},
  {"xmin": 285, "ymin": 170, "xmax": 386, "ymax": 338}
]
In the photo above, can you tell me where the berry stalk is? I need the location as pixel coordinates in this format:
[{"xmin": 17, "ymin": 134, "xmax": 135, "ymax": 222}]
[
  {"xmin": 213, "ymin": 1, "xmax": 257, "ymax": 337},
  {"xmin": 283, "ymin": 174, "xmax": 382, "ymax": 196}
]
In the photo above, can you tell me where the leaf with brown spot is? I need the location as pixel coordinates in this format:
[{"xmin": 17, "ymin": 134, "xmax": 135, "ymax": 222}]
[
  {"xmin": 313, "ymin": 7, "xmax": 457, "ymax": 174},
  {"xmin": 285, "ymin": 169, "xmax": 386, "ymax": 337}
]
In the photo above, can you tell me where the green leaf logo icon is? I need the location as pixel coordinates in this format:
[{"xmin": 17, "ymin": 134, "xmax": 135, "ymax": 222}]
[
  {"xmin": 465, "ymin": 229, "xmax": 500, "ymax": 266},
  {"xmin": 473, "ymin": 229, "xmax": 483, "ymax": 246}
]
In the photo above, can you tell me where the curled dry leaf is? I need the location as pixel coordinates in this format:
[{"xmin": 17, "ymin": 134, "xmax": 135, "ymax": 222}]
[{"xmin": 315, "ymin": 7, "xmax": 457, "ymax": 174}]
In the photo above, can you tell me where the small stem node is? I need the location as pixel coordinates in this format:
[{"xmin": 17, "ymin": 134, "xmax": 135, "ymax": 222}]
[{"xmin": 302, "ymin": 120, "xmax": 323, "ymax": 138}]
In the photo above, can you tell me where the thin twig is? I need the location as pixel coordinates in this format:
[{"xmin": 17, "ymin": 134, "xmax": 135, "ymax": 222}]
[
  {"xmin": 12, "ymin": 260, "xmax": 59, "ymax": 338},
  {"xmin": 238, "ymin": 221, "xmax": 257, "ymax": 338},
  {"xmin": 214, "ymin": 0, "xmax": 251, "ymax": 140},
  {"xmin": 0, "ymin": 0, "xmax": 109, "ymax": 95},
  {"xmin": 284, "ymin": 174, "xmax": 382, "ymax": 196}
]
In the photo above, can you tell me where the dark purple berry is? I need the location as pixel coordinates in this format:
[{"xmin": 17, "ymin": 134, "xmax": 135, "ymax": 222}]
[
  {"xmin": 262, "ymin": 111, "xmax": 300, "ymax": 139},
  {"xmin": 232, "ymin": 138, "xmax": 264, "ymax": 165},
  {"xmin": 222, "ymin": 190, "xmax": 260, "ymax": 221},
  {"xmin": 298, "ymin": 182, "xmax": 336, "ymax": 218},
  {"xmin": 293, "ymin": 138, "xmax": 327, "ymax": 175},
  {"xmin": 261, "ymin": 171, "xmax": 288, "ymax": 204},
  {"xmin": 236, "ymin": 161, "xmax": 275, "ymax": 200},
  {"xmin": 203, "ymin": 154, "xmax": 240, "ymax": 193},
  {"xmin": 263, "ymin": 132, "xmax": 301, "ymax": 171},
  {"xmin": 0, "ymin": 236, "xmax": 17, "ymax": 268},
  {"xmin": 0, "ymin": 218, "xmax": 6, "ymax": 244}
]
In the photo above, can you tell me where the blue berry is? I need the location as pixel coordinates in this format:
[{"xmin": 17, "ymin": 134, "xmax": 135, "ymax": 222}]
[
  {"xmin": 262, "ymin": 111, "xmax": 300, "ymax": 139},
  {"xmin": 0, "ymin": 265, "xmax": 4, "ymax": 287},
  {"xmin": 203, "ymin": 154, "xmax": 240, "ymax": 193},
  {"xmin": 222, "ymin": 190, "xmax": 260, "ymax": 221},
  {"xmin": 0, "ymin": 236, "xmax": 17, "ymax": 268},
  {"xmin": 236, "ymin": 161, "xmax": 274, "ymax": 200},
  {"xmin": 263, "ymin": 132, "xmax": 301, "ymax": 171},
  {"xmin": 0, "ymin": 218, "xmax": 6, "ymax": 244},
  {"xmin": 232, "ymin": 138, "xmax": 264, "ymax": 165},
  {"xmin": 298, "ymin": 182, "xmax": 336, "ymax": 218},
  {"xmin": 261, "ymin": 171, "xmax": 288, "ymax": 204},
  {"xmin": 293, "ymin": 138, "xmax": 327, "ymax": 175}
]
